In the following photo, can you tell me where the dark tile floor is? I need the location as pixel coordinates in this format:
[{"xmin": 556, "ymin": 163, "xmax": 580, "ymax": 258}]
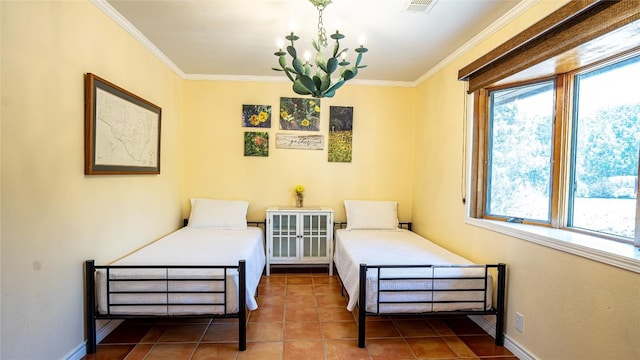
[{"xmin": 82, "ymin": 270, "xmax": 516, "ymax": 359}]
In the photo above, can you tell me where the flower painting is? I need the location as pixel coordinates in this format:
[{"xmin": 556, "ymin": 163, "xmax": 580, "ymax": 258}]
[
  {"xmin": 244, "ymin": 132, "xmax": 269, "ymax": 157},
  {"xmin": 242, "ymin": 104, "xmax": 271, "ymax": 128},
  {"xmin": 279, "ymin": 97, "xmax": 320, "ymax": 131},
  {"xmin": 328, "ymin": 106, "xmax": 353, "ymax": 162}
]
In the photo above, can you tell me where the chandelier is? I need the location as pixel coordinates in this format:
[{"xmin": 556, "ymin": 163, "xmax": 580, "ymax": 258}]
[{"xmin": 272, "ymin": 0, "xmax": 368, "ymax": 98}]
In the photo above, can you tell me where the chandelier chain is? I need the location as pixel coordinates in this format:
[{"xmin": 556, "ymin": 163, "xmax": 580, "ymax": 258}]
[{"xmin": 317, "ymin": 7, "xmax": 328, "ymax": 48}]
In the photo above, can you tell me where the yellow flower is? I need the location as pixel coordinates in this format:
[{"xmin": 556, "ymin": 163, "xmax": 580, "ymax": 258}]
[
  {"xmin": 258, "ymin": 111, "xmax": 268, "ymax": 123},
  {"xmin": 249, "ymin": 114, "xmax": 260, "ymax": 126},
  {"xmin": 295, "ymin": 184, "xmax": 305, "ymax": 194},
  {"xmin": 281, "ymin": 111, "xmax": 289, "ymax": 119},
  {"xmin": 314, "ymin": 105, "xmax": 320, "ymax": 112},
  {"xmin": 301, "ymin": 119, "xmax": 310, "ymax": 127}
]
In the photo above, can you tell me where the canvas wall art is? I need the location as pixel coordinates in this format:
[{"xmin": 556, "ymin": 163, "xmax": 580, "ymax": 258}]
[
  {"xmin": 242, "ymin": 104, "xmax": 271, "ymax": 128},
  {"xmin": 328, "ymin": 106, "xmax": 353, "ymax": 162},
  {"xmin": 279, "ymin": 97, "xmax": 320, "ymax": 131},
  {"xmin": 244, "ymin": 132, "xmax": 269, "ymax": 157}
]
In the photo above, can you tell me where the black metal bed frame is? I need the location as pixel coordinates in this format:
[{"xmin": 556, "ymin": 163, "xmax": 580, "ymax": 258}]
[
  {"xmin": 84, "ymin": 260, "xmax": 246, "ymax": 354},
  {"xmin": 84, "ymin": 221, "xmax": 266, "ymax": 354},
  {"xmin": 334, "ymin": 222, "xmax": 506, "ymax": 348}
]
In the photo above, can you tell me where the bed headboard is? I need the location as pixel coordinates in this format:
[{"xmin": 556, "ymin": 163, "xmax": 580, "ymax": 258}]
[
  {"xmin": 333, "ymin": 222, "xmax": 412, "ymax": 231},
  {"xmin": 182, "ymin": 219, "xmax": 267, "ymax": 229}
]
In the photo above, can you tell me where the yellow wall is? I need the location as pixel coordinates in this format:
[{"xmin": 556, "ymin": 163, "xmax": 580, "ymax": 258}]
[
  {"xmin": 412, "ymin": 1, "xmax": 639, "ymax": 359},
  {"xmin": 1, "ymin": 0, "xmax": 638, "ymax": 359},
  {"xmin": 183, "ymin": 81, "xmax": 415, "ymax": 222},
  {"xmin": 1, "ymin": 1, "xmax": 183, "ymax": 358}
]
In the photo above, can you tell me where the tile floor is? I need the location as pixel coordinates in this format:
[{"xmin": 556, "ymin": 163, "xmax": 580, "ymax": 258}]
[{"xmin": 82, "ymin": 269, "xmax": 516, "ymax": 360}]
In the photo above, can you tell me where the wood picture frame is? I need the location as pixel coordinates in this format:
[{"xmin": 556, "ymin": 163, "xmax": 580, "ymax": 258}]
[{"xmin": 84, "ymin": 73, "xmax": 161, "ymax": 175}]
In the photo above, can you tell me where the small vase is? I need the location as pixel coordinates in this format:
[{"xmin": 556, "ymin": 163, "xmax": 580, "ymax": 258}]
[{"xmin": 296, "ymin": 193, "xmax": 304, "ymax": 207}]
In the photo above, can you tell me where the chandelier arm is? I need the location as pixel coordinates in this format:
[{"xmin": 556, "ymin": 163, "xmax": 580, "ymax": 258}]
[
  {"xmin": 276, "ymin": 56, "xmax": 296, "ymax": 82},
  {"xmin": 281, "ymin": 67, "xmax": 296, "ymax": 82},
  {"xmin": 355, "ymin": 52, "xmax": 364, "ymax": 67},
  {"xmin": 332, "ymin": 39, "xmax": 339, "ymax": 58},
  {"xmin": 293, "ymin": 79, "xmax": 313, "ymax": 96},
  {"xmin": 326, "ymin": 57, "xmax": 338, "ymax": 75}
]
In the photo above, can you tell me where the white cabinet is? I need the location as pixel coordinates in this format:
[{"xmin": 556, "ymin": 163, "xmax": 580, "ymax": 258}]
[{"xmin": 266, "ymin": 207, "xmax": 334, "ymax": 276}]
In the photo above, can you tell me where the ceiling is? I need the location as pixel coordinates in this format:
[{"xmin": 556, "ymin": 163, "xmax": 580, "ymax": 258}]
[{"xmin": 100, "ymin": 0, "xmax": 524, "ymax": 84}]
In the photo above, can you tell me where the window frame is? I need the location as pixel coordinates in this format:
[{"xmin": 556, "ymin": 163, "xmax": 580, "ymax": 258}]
[
  {"xmin": 472, "ymin": 50, "xmax": 640, "ymax": 246},
  {"xmin": 482, "ymin": 78, "xmax": 560, "ymax": 225}
]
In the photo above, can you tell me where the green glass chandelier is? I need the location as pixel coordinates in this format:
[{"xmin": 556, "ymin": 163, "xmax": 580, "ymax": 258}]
[{"xmin": 272, "ymin": 0, "xmax": 368, "ymax": 98}]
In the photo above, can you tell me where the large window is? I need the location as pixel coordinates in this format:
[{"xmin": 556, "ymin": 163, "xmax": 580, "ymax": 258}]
[
  {"xmin": 569, "ymin": 55, "xmax": 640, "ymax": 239},
  {"xmin": 486, "ymin": 81, "xmax": 555, "ymax": 222},
  {"xmin": 481, "ymin": 53, "xmax": 640, "ymax": 244}
]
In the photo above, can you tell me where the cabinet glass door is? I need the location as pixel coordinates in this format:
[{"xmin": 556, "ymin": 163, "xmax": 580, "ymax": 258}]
[
  {"xmin": 302, "ymin": 214, "xmax": 328, "ymax": 258},
  {"xmin": 271, "ymin": 214, "xmax": 298, "ymax": 258}
]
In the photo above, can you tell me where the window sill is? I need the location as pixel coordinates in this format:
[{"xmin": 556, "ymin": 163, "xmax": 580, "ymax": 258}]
[{"xmin": 465, "ymin": 217, "xmax": 640, "ymax": 274}]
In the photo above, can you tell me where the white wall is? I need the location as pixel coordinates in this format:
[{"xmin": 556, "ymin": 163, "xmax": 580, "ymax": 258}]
[{"xmin": 1, "ymin": 1, "xmax": 183, "ymax": 358}]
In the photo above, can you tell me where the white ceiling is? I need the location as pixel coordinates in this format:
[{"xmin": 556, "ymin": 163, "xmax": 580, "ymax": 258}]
[{"xmin": 100, "ymin": 0, "xmax": 524, "ymax": 84}]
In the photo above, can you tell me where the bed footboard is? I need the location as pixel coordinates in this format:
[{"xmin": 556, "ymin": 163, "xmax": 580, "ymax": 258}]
[
  {"xmin": 357, "ymin": 263, "xmax": 506, "ymax": 348},
  {"xmin": 84, "ymin": 260, "xmax": 247, "ymax": 354}
]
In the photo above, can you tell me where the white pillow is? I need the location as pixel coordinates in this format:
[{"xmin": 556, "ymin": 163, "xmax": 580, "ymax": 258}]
[
  {"xmin": 188, "ymin": 198, "xmax": 248, "ymax": 229},
  {"xmin": 344, "ymin": 200, "xmax": 399, "ymax": 230}
]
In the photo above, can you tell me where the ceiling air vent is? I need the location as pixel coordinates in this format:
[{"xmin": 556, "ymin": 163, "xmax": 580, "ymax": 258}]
[{"xmin": 405, "ymin": 0, "xmax": 438, "ymax": 13}]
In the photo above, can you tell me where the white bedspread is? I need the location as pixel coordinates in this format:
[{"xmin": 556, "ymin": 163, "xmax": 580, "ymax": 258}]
[
  {"xmin": 334, "ymin": 229, "xmax": 492, "ymax": 312},
  {"xmin": 97, "ymin": 226, "xmax": 265, "ymax": 315}
]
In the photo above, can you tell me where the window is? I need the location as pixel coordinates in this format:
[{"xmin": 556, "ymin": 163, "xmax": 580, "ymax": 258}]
[
  {"xmin": 480, "ymin": 53, "xmax": 640, "ymax": 244},
  {"xmin": 568, "ymin": 55, "xmax": 640, "ymax": 239},
  {"xmin": 486, "ymin": 81, "xmax": 555, "ymax": 223}
]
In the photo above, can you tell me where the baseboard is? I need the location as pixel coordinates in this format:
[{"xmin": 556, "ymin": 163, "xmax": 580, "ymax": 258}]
[
  {"xmin": 468, "ymin": 315, "xmax": 536, "ymax": 360},
  {"xmin": 63, "ymin": 320, "xmax": 123, "ymax": 360}
]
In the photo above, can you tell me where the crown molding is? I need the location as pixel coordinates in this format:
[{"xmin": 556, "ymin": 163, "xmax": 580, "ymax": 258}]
[
  {"xmin": 415, "ymin": 0, "xmax": 540, "ymax": 86},
  {"xmin": 183, "ymin": 73, "xmax": 416, "ymax": 88},
  {"xmin": 90, "ymin": 0, "xmax": 186, "ymax": 78}
]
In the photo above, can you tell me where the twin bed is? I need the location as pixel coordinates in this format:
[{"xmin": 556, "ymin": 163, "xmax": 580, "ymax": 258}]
[
  {"xmin": 84, "ymin": 198, "xmax": 506, "ymax": 353},
  {"xmin": 84, "ymin": 199, "xmax": 265, "ymax": 354},
  {"xmin": 333, "ymin": 200, "xmax": 506, "ymax": 347}
]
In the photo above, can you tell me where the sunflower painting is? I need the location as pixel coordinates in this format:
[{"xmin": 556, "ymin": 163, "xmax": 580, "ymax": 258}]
[
  {"xmin": 279, "ymin": 97, "xmax": 321, "ymax": 131},
  {"xmin": 328, "ymin": 106, "xmax": 353, "ymax": 162},
  {"xmin": 242, "ymin": 104, "xmax": 271, "ymax": 128},
  {"xmin": 244, "ymin": 132, "xmax": 269, "ymax": 157}
]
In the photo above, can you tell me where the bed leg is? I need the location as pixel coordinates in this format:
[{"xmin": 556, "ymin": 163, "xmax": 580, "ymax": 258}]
[
  {"xmin": 85, "ymin": 260, "xmax": 97, "ymax": 354},
  {"xmin": 238, "ymin": 260, "xmax": 247, "ymax": 351},
  {"xmin": 358, "ymin": 263, "xmax": 366, "ymax": 348},
  {"xmin": 495, "ymin": 263, "xmax": 506, "ymax": 346}
]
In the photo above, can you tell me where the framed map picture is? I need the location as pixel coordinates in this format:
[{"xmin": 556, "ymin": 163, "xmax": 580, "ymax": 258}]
[{"xmin": 84, "ymin": 73, "xmax": 161, "ymax": 175}]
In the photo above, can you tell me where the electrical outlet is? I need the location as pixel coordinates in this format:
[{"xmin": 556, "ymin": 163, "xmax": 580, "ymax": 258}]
[{"xmin": 515, "ymin": 312, "xmax": 524, "ymax": 333}]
